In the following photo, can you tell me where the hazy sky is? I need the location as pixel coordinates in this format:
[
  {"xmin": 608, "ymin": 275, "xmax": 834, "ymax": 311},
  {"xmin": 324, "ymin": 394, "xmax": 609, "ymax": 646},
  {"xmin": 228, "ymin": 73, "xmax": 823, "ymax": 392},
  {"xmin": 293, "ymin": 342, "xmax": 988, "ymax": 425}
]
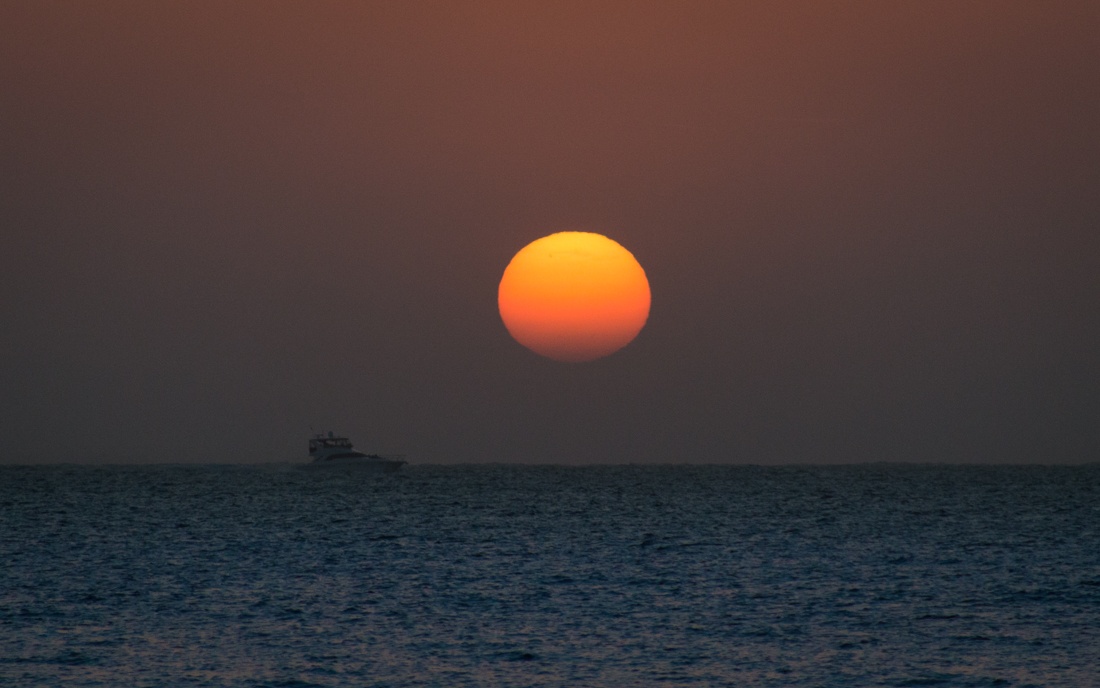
[{"xmin": 3, "ymin": 2, "xmax": 1098, "ymax": 464}]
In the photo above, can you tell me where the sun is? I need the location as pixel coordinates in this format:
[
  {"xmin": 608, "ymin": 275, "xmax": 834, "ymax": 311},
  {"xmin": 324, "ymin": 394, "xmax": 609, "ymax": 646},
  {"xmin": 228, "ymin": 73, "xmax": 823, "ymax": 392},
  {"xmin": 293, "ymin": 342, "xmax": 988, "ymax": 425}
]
[{"xmin": 498, "ymin": 232, "xmax": 651, "ymax": 362}]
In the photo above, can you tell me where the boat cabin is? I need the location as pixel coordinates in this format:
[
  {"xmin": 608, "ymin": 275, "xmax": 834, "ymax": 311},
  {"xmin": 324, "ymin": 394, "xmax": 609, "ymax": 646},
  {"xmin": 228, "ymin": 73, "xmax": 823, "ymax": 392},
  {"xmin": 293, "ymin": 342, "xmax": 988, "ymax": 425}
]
[{"xmin": 310, "ymin": 433, "xmax": 355, "ymax": 453}]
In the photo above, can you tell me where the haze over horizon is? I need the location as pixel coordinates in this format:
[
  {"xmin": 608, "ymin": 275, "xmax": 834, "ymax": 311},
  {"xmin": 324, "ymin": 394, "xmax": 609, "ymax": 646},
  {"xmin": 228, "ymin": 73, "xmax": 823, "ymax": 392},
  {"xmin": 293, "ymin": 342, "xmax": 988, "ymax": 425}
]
[{"xmin": 3, "ymin": 2, "xmax": 1098, "ymax": 465}]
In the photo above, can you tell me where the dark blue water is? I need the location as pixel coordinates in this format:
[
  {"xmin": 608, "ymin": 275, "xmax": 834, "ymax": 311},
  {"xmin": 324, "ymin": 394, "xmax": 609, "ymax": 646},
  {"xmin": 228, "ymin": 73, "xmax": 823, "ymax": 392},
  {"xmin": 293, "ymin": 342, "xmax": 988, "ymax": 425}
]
[{"xmin": 2, "ymin": 464, "xmax": 1098, "ymax": 686}]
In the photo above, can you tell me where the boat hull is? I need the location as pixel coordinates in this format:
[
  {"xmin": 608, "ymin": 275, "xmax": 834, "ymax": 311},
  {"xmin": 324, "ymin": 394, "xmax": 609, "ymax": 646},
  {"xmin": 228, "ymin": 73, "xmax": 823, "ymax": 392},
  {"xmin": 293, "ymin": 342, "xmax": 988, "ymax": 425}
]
[{"xmin": 301, "ymin": 457, "xmax": 405, "ymax": 472}]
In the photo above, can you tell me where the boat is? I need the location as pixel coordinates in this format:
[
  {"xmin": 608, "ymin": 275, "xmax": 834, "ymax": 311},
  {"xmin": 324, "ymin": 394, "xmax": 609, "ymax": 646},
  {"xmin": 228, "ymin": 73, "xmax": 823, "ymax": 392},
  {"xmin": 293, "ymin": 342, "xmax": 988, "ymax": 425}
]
[{"xmin": 304, "ymin": 432, "xmax": 406, "ymax": 471}]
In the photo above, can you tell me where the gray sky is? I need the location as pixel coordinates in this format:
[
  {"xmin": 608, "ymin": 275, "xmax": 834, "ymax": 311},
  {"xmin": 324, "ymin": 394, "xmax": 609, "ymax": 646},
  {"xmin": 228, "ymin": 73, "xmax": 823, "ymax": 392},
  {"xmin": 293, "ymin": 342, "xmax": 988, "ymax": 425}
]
[{"xmin": 3, "ymin": 1, "xmax": 1098, "ymax": 464}]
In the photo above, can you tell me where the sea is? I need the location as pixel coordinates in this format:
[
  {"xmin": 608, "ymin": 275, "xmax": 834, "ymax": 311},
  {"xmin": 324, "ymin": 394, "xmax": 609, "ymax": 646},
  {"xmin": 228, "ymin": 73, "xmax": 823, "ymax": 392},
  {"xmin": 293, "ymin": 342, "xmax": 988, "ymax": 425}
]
[{"xmin": 1, "ymin": 463, "xmax": 1098, "ymax": 687}]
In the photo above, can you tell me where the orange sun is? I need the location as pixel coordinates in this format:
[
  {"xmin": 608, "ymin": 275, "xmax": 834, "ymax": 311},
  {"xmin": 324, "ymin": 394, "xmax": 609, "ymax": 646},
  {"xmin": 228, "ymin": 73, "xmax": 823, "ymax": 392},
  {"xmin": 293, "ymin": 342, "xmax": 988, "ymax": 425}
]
[{"xmin": 498, "ymin": 232, "xmax": 651, "ymax": 362}]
